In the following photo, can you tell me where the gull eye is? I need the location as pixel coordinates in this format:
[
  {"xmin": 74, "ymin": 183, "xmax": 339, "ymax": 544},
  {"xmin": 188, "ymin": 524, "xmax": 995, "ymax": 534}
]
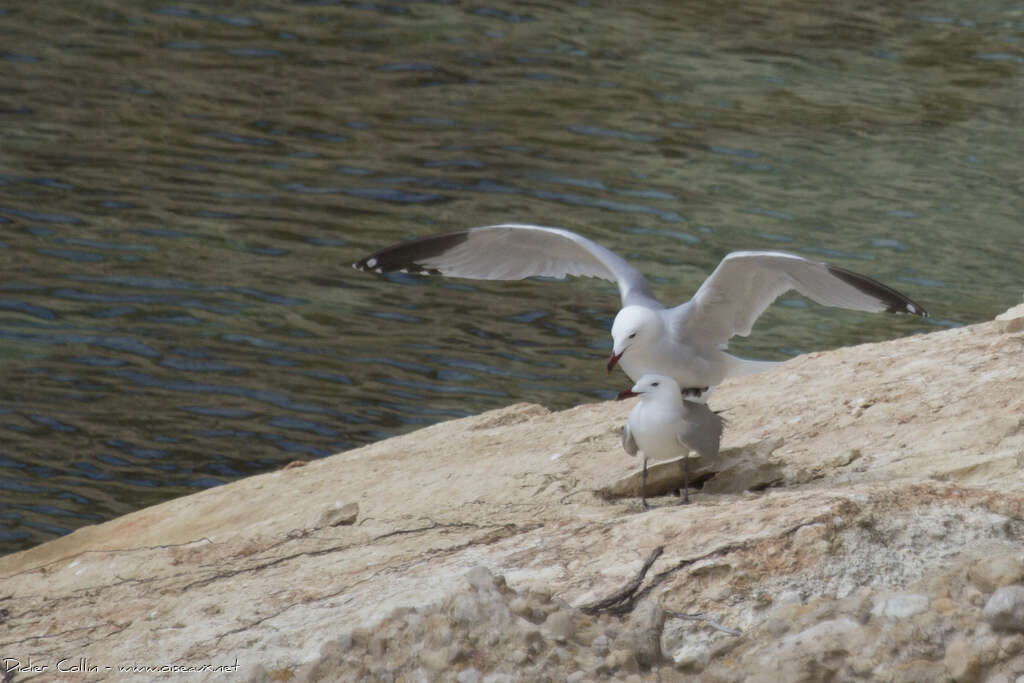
[
  {"xmin": 652, "ymin": 382, "xmax": 660, "ymax": 387},
  {"xmin": 628, "ymin": 332, "xmax": 637, "ymax": 339}
]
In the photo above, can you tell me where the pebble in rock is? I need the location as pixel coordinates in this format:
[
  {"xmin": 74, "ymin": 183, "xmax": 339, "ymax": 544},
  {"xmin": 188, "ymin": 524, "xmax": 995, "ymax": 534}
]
[
  {"xmin": 983, "ymin": 585, "xmax": 1024, "ymax": 632},
  {"xmin": 614, "ymin": 598, "xmax": 665, "ymax": 667}
]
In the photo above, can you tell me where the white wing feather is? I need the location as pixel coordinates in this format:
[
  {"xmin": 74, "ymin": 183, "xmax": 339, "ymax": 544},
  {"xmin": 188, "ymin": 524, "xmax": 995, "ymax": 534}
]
[
  {"xmin": 672, "ymin": 251, "xmax": 921, "ymax": 348},
  {"xmin": 355, "ymin": 224, "xmax": 662, "ymax": 308},
  {"xmin": 622, "ymin": 422, "xmax": 638, "ymax": 456}
]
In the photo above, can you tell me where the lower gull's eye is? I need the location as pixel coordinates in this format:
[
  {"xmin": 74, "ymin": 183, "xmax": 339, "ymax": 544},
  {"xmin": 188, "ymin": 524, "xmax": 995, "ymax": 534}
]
[
  {"xmin": 652, "ymin": 382, "xmax": 659, "ymax": 387},
  {"xmin": 628, "ymin": 332, "xmax": 636, "ymax": 339}
]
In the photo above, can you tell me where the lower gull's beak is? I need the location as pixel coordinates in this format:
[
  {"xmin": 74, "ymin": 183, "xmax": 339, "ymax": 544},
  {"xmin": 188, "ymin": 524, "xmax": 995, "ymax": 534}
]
[
  {"xmin": 616, "ymin": 390, "xmax": 639, "ymax": 401},
  {"xmin": 606, "ymin": 350, "xmax": 623, "ymax": 374}
]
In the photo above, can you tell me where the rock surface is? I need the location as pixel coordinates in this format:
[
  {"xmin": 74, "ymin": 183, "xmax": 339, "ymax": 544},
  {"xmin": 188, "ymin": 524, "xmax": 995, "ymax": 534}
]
[{"xmin": 2, "ymin": 305, "xmax": 1024, "ymax": 682}]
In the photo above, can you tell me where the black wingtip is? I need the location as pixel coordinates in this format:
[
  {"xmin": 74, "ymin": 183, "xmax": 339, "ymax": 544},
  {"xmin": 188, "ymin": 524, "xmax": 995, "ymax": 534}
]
[
  {"xmin": 826, "ymin": 265, "xmax": 928, "ymax": 318},
  {"xmin": 353, "ymin": 231, "xmax": 470, "ymax": 276}
]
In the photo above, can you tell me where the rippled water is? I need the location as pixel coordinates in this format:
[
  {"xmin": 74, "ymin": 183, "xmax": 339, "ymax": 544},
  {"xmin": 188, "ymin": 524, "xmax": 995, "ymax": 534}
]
[{"xmin": 1, "ymin": 0, "xmax": 1021, "ymax": 555}]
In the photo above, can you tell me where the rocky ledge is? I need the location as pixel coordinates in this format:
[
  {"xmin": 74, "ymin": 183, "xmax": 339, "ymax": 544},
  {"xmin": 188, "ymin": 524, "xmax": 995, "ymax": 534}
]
[{"xmin": 2, "ymin": 305, "xmax": 1023, "ymax": 682}]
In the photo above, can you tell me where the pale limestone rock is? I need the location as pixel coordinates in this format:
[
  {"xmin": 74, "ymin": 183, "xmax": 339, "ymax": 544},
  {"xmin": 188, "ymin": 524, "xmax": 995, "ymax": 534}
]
[
  {"xmin": 614, "ymin": 598, "xmax": 664, "ymax": 667},
  {"xmin": 995, "ymin": 302, "xmax": 1024, "ymax": 321},
  {"xmin": 1, "ymin": 307, "xmax": 1024, "ymax": 680},
  {"xmin": 871, "ymin": 593, "xmax": 930, "ymax": 619},
  {"xmin": 749, "ymin": 617, "xmax": 867, "ymax": 682},
  {"xmin": 944, "ymin": 638, "xmax": 979, "ymax": 683},
  {"xmin": 598, "ymin": 437, "xmax": 785, "ymax": 500},
  {"xmin": 542, "ymin": 609, "xmax": 577, "ymax": 643},
  {"xmin": 317, "ymin": 501, "xmax": 358, "ymax": 527},
  {"xmin": 968, "ymin": 554, "xmax": 1024, "ymax": 593},
  {"xmin": 673, "ymin": 646, "xmax": 710, "ymax": 671},
  {"xmin": 985, "ymin": 586, "xmax": 1024, "ymax": 632}
]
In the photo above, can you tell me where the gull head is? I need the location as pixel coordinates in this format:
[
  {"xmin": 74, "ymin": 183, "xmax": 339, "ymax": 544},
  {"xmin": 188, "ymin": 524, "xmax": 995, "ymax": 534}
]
[
  {"xmin": 616, "ymin": 373, "xmax": 680, "ymax": 401},
  {"xmin": 608, "ymin": 305, "xmax": 662, "ymax": 374}
]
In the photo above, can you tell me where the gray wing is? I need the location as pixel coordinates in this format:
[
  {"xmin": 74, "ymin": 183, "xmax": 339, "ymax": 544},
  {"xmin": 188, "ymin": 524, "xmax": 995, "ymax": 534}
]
[
  {"xmin": 677, "ymin": 401, "xmax": 724, "ymax": 460},
  {"xmin": 669, "ymin": 251, "xmax": 927, "ymax": 348},
  {"xmin": 622, "ymin": 422, "xmax": 638, "ymax": 456},
  {"xmin": 353, "ymin": 223, "xmax": 661, "ymax": 308}
]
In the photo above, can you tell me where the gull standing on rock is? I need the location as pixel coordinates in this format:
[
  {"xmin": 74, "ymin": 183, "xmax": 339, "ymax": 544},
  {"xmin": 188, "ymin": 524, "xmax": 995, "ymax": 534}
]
[
  {"xmin": 354, "ymin": 224, "xmax": 928, "ymax": 394},
  {"xmin": 618, "ymin": 374, "xmax": 724, "ymax": 508}
]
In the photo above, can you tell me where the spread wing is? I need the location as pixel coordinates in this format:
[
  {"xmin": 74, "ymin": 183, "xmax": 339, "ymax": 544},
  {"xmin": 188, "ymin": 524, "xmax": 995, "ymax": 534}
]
[
  {"xmin": 622, "ymin": 422, "xmax": 638, "ymax": 456},
  {"xmin": 670, "ymin": 251, "xmax": 927, "ymax": 348},
  {"xmin": 677, "ymin": 401, "xmax": 724, "ymax": 460},
  {"xmin": 353, "ymin": 223, "xmax": 662, "ymax": 308}
]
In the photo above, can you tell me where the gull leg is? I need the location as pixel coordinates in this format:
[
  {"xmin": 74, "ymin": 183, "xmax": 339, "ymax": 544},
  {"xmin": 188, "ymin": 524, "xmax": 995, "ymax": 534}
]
[
  {"xmin": 684, "ymin": 454, "xmax": 690, "ymax": 504},
  {"xmin": 678, "ymin": 455, "xmax": 690, "ymax": 504},
  {"xmin": 641, "ymin": 457, "xmax": 650, "ymax": 510}
]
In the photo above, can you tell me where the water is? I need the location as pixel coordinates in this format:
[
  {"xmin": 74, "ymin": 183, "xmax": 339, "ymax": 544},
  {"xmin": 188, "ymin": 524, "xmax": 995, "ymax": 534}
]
[{"xmin": 1, "ymin": 0, "xmax": 1021, "ymax": 556}]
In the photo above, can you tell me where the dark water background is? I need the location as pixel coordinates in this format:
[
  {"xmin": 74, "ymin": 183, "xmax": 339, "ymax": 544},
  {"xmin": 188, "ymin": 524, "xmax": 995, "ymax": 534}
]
[{"xmin": 1, "ymin": 0, "xmax": 1021, "ymax": 555}]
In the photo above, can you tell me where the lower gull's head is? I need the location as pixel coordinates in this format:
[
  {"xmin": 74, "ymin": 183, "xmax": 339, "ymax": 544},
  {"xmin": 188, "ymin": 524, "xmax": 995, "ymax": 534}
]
[
  {"xmin": 616, "ymin": 373, "xmax": 681, "ymax": 401},
  {"xmin": 607, "ymin": 306, "xmax": 663, "ymax": 374}
]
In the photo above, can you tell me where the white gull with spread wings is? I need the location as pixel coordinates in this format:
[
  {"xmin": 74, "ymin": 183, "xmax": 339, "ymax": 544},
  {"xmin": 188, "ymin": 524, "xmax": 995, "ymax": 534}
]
[{"xmin": 353, "ymin": 223, "xmax": 927, "ymax": 392}]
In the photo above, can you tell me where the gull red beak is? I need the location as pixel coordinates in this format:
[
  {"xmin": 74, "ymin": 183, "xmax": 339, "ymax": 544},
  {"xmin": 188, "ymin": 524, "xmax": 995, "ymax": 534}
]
[
  {"xmin": 606, "ymin": 350, "xmax": 622, "ymax": 374},
  {"xmin": 616, "ymin": 390, "xmax": 639, "ymax": 401}
]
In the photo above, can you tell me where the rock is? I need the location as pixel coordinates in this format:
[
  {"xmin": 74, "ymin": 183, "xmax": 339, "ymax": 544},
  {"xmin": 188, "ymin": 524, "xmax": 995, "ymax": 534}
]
[
  {"xmin": 672, "ymin": 643, "xmax": 710, "ymax": 671},
  {"xmin": 871, "ymin": 593, "xmax": 930, "ymax": 619},
  {"xmin": 945, "ymin": 638, "xmax": 979, "ymax": 683},
  {"xmin": 464, "ymin": 565, "xmax": 500, "ymax": 592},
  {"xmin": 1002, "ymin": 633, "xmax": 1024, "ymax": 656},
  {"xmin": 984, "ymin": 586, "xmax": 1024, "ymax": 632},
  {"xmin": 542, "ymin": 609, "xmax": 577, "ymax": 643},
  {"xmin": 598, "ymin": 438, "xmax": 786, "ymax": 500},
  {"xmin": 598, "ymin": 454, "xmax": 715, "ymax": 500},
  {"xmin": 747, "ymin": 617, "xmax": 867, "ymax": 682},
  {"xmin": 985, "ymin": 674, "xmax": 1014, "ymax": 683},
  {"xmin": 3, "ymin": 307, "xmax": 1024, "ymax": 680},
  {"xmin": 317, "ymin": 501, "xmax": 358, "ymax": 527},
  {"xmin": 968, "ymin": 555, "xmax": 1024, "ymax": 593},
  {"xmin": 614, "ymin": 598, "xmax": 665, "ymax": 667},
  {"xmin": 243, "ymin": 664, "xmax": 269, "ymax": 682},
  {"xmin": 995, "ymin": 303, "xmax": 1024, "ymax": 333},
  {"xmin": 701, "ymin": 438, "xmax": 787, "ymax": 494},
  {"xmin": 605, "ymin": 649, "xmax": 639, "ymax": 673},
  {"xmin": 419, "ymin": 645, "xmax": 457, "ymax": 672},
  {"xmin": 482, "ymin": 675, "xmax": 514, "ymax": 683},
  {"xmin": 995, "ymin": 303, "xmax": 1024, "ymax": 320}
]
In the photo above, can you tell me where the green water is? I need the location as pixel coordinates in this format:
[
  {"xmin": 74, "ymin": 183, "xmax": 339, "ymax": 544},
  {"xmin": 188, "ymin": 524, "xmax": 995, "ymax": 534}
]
[{"xmin": 0, "ymin": 0, "xmax": 1021, "ymax": 555}]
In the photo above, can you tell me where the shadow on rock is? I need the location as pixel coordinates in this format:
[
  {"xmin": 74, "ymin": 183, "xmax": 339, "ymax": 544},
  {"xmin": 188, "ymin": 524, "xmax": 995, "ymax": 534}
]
[{"xmin": 597, "ymin": 437, "xmax": 786, "ymax": 502}]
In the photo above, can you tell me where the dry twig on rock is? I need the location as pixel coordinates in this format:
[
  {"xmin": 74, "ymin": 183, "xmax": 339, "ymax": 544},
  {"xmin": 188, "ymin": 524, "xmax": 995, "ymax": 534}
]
[{"xmin": 580, "ymin": 545, "xmax": 664, "ymax": 615}]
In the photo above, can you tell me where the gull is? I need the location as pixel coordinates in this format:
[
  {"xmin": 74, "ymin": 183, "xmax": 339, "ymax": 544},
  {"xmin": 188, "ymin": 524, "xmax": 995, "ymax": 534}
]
[
  {"xmin": 618, "ymin": 374, "xmax": 724, "ymax": 507},
  {"xmin": 353, "ymin": 223, "xmax": 927, "ymax": 393}
]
